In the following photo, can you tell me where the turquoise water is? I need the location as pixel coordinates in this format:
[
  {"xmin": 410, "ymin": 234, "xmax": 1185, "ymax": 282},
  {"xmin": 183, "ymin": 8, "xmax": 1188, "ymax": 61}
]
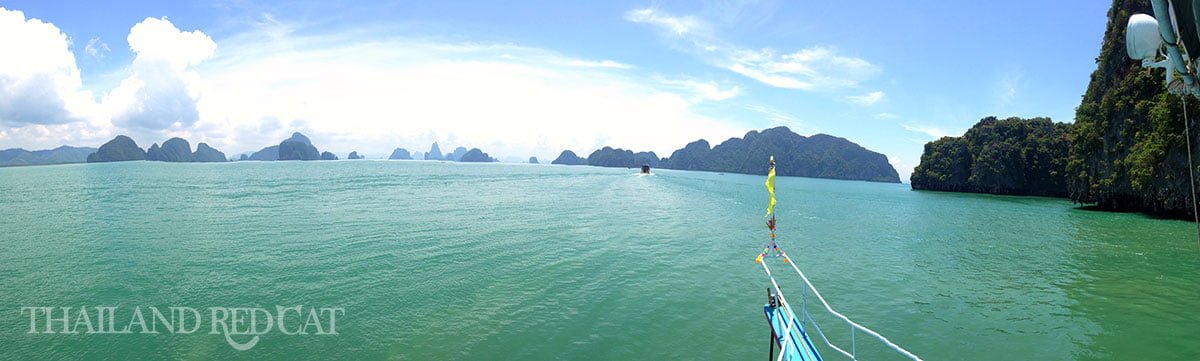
[{"xmin": 0, "ymin": 161, "xmax": 1197, "ymax": 360}]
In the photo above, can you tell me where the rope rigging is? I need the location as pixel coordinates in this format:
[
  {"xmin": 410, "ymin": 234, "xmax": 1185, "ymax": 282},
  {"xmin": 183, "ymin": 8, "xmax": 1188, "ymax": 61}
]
[
  {"xmin": 1181, "ymin": 96, "xmax": 1200, "ymax": 245},
  {"xmin": 755, "ymin": 155, "xmax": 922, "ymax": 360},
  {"xmin": 757, "ymin": 156, "xmax": 788, "ymax": 264}
]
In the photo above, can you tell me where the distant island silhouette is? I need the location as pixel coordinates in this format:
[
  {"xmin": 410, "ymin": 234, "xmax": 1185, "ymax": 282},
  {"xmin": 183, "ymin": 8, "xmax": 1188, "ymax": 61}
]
[
  {"xmin": 5, "ymin": 127, "xmax": 900, "ymax": 184},
  {"xmin": 553, "ymin": 126, "xmax": 900, "ymax": 183}
]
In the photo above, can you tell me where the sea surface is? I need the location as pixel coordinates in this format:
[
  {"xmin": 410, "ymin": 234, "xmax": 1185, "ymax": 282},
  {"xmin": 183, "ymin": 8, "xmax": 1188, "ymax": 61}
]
[{"xmin": 0, "ymin": 161, "xmax": 1197, "ymax": 360}]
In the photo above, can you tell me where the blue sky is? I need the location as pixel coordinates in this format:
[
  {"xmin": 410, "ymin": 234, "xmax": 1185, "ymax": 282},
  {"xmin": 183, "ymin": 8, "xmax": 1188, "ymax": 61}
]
[{"xmin": 0, "ymin": 0, "xmax": 1111, "ymax": 179}]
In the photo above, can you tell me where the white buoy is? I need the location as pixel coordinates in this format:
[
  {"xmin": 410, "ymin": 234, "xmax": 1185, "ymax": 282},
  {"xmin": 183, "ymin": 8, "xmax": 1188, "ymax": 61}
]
[{"xmin": 1127, "ymin": 13, "xmax": 1163, "ymax": 61}]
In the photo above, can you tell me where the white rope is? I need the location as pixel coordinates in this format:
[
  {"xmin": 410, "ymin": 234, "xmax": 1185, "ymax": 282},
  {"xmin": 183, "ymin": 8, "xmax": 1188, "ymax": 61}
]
[
  {"xmin": 762, "ymin": 261, "xmax": 799, "ymax": 361},
  {"xmin": 1181, "ymin": 96, "xmax": 1200, "ymax": 245},
  {"xmin": 760, "ymin": 258, "xmax": 865, "ymax": 360},
  {"xmin": 760, "ymin": 249, "xmax": 924, "ymax": 361}
]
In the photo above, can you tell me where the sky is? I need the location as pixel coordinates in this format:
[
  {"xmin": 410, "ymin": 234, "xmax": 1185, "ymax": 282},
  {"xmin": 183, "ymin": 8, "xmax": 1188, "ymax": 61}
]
[{"xmin": 0, "ymin": 0, "xmax": 1112, "ymax": 179}]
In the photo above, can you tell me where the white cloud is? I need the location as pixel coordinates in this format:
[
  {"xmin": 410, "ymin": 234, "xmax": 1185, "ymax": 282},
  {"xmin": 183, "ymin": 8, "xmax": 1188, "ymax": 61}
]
[
  {"xmin": 625, "ymin": 8, "xmax": 701, "ymax": 35},
  {"xmin": 85, "ymin": 37, "xmax": 110, "ymax": 58},
  {"xmin": 0, "ymin": 12, "xmax": 749, "ymax": 159},
  {"xmin": 658, "ymin": 78, "xmax": 741, "ymax": 102},
  {"xmin": 847, "ymin": 91, "xmax": 885, "ymax": 106},
  {"xmin": 728, "ymin": 46, "xmax": 881, "ymax": 90},
  {"xmin": 561, "ymin": 59, "xmax": 633, "ymax": 69},
  {"xmin": 126, "ymin": 17, "xmax": 216, "ymax": 70},
  {"xmin": 997, "ymin": 69, "xmax": 1022, "ymax": 105},
  {"xmin": 728, "ymin": 63, "xmax": 813, "ymax": 89},
  {"xmin": 0, "ymin": 7, "xmax": 99, "ymax": 127},
  {"xmin": 627, "ymin": 8, "xmax": 880, "ymax": 91},
  {"xmin": 875, "ymin": 112, "xmax": 898, "ymax": 120},
  {"xmin": 901, "ymin": 123, "xmax": 955, "ymax": 139},
  {"xmin": 180, "ymin": 28, "xmax": 744, "ymax": 159},
  {"xmin": 886, "ymin": 153, "xmax": 915, "ymax": 183},
  {"xmin": 106, "ymin": 17, "xmax": 216, "ymax": 130},
  {"xmin": 249, "ymin": 13, "xmax": 294, "ymax": 40},
  {"xmin": 744, "ymin": 104, "xmax": 818, "ymax": 134},
  {"xmin": 0, "ymin": 121, "xmax": 114, "ymax": 149}
]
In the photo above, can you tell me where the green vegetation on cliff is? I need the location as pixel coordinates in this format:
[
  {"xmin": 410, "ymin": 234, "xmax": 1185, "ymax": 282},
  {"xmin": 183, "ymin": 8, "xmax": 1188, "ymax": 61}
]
[
  {"xmin": 1069, "ymin": 0, "xmax": 1200, "ymax": 217},
  {"xmin": 586, "ymin": 147, "xmax": 661, "ymax": 168},
  {"xmin": 910, "ymin": 0, "xmax": 1200, "ymax": 218},
  {"xmin": 911, "ymin": 117, "xmax": 1072, "ymax": 197}
]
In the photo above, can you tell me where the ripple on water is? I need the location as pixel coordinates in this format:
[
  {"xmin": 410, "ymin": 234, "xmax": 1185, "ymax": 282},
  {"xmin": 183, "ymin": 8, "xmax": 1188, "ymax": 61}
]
[{"xmin": 0, "ymin": 162, "xmax": 1196, "ymax": 360}]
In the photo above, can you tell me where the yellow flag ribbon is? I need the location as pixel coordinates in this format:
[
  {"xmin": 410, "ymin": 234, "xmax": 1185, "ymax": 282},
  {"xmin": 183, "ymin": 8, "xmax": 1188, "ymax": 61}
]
[{"xmin": 765, "ymin": 156, "xmax": 776, "ymax": 217}]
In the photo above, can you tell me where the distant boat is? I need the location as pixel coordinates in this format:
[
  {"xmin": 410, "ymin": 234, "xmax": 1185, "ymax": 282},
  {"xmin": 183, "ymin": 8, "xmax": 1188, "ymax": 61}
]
[{"xmin": 640, "ymin": 164, "xmax": 650, "ymax": 174}]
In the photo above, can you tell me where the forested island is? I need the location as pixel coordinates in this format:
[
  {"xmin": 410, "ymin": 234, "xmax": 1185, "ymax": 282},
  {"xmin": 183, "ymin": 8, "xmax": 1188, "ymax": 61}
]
[
  {"xmin": 911, "ymin": 0, "xmax": 1200, "ymax": 219},
  {"xmin": 389, "ymin": 148, "xmax": 413, "ymax": 160},
  {"xmin": 911, "ymin": 117, "xmax": 1071, "ymax": 197},
  {"xmin": 38, "ymin": 133, "xmax": 504, "ymax": 165},
  {"xmin": 0, "ymin": 146, "xmax": 96, "ymax": 167},
  {"xmin": 663, "ymin": 127, "xmax": 899, "ymax": 182},
  {"xmin": 144, "ymin": 138, "xmax": 227, "ymax": 162},
  {"xmin": 552, "ymin": 126, "xmax": 901, "ymax": 183},
  {"xmin": 459, "ymin": 148, "xmax": 496, "ymax": 162},
  {"xmin": 87, "ymin": 136, "xmax": 229, "ymax": 163},
  {"xmin": 87, "ymin": 135, "xmax": 146, "ymax": 162},
  {"xmin": 586, "ymin": 147, "xmax": 662, "ymax": 168},
  {"xmin": 1069, "ymin": 0, "xmax": 1200, "ymax": 217},
  {"xmin": 406, "ymin": 142, "xmax": 497, "ymax": 162},
  {"xmin": 551, "ymin": 150, "xmax": 587, "ymax": 165}
]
